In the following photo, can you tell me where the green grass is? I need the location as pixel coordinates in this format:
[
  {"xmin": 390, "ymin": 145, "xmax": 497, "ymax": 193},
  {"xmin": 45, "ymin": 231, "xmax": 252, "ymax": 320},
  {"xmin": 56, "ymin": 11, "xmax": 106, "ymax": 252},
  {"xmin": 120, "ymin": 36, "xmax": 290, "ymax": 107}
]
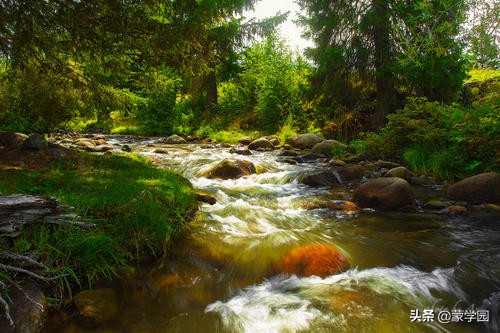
[{"xmin": 0, "ymin": 152, "xmax": 196, "ymax": 287}]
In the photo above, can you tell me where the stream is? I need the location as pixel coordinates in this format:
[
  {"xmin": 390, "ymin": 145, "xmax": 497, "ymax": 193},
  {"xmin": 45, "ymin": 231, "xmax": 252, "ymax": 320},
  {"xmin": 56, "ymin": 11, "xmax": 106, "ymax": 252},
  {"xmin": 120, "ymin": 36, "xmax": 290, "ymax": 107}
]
[{"xmin": 45, "ymin": 137, "xmax": 500, "ymax": 333}]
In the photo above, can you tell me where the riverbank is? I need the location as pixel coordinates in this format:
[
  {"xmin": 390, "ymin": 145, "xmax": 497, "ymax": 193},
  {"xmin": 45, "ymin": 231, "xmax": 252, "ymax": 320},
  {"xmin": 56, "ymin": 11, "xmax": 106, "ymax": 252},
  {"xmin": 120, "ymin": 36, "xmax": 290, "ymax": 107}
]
[{"xmin": 0, "ymin": 135, "xmax": 197, "ymax": 331}]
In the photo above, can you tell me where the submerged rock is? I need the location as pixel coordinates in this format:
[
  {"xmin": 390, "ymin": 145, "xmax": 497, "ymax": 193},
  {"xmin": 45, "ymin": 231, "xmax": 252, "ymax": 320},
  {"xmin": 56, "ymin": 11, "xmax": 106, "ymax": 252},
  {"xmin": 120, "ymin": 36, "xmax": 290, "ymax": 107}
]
[
  {"xmin": 153, "ymin": 148, "xmax": 169, "ymax": 154},
  {"xmin": 353, "ymin": 177, "xmax": 414, "ymax": 210},
  {"xmin": 304, "ymin": 199, "xmax": 359, "ymax": 213},
  {"xmin": 276, "ymin": 244, "xmax": 350, "ymax": 278},
  {"xmin": 74, "ymin": 288, "xmax": 118, "ymax": 324},
  {"xmin": 447, "ymin": 172, "xmax": 500, "ymax": 204},
  {"xmin": 205, "ymin": 159, "xmax": 256, "ymax": 179}
]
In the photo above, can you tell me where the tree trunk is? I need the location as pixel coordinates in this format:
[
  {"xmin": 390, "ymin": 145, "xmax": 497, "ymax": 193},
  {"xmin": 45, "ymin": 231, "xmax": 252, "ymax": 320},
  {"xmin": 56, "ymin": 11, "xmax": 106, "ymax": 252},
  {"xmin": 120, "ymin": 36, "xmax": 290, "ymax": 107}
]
[
  {"xmin": 371, "ymin": 0, "xmax": 394, "ymax": 130},
  {"xmin": 204, "ymin": 69, "xmax": 218, "ymax": 117}
]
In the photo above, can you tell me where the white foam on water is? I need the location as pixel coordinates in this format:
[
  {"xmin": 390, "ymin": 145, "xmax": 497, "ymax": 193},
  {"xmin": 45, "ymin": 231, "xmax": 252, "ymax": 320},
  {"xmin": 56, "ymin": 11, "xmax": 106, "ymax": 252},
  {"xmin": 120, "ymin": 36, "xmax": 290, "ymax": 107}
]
[{"xmin": 205, "ymin": 265, "xmax": 464, "ymax": 333}]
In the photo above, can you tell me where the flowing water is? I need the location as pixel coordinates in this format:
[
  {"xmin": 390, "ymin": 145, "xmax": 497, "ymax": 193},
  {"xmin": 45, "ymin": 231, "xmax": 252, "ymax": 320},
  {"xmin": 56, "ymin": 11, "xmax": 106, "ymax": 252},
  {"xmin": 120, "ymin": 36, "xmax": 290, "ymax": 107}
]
[{"xmin": 45, "ymin": 139, "xmax": 500, "ymax": 333}]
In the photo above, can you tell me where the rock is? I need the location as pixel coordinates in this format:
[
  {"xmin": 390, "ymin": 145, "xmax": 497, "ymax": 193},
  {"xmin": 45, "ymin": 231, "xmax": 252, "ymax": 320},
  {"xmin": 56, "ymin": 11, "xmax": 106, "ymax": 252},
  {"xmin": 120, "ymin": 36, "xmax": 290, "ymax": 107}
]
[
  {"xmin": 164, "ymin": 134, "xmax": 187, "ymax": 144},
  {"xmin": 93, "ymin": 134, "xmax": 106, "ymax": 140},
  {"xmin": 280, "ymin": 158, "xmax": 298, "ymax": 165},
  {"xmin": 0, "ymin": 280, "xmax": 47, "ymax": 333},
  {"xmin": 153, "ymin": 148, "xmax": 169, "ymax": 154},
  {"xmin": 424, "ymin": 199, "xmax": 451, "ymax": 209},
  {"xmin": 384, "ymin": 166, "xmax": 413, "ymax": 182},
  {"xmin": 205, "ymin": 159, "xmax": 256, "ymax": 179},
  {"xmin": 0, "ymin": 131, "xmax": 28, "ymax": 149},
  {"xmin": 95, "ymin": 139, "xmax": 107, "ymax": 146},
  {"xmin": 238, "ymin": 136, "xmax": 253, "ymax": 145},
  {"xmin": 74, "ymin": 138, "xmax": 95, "ymax": 149},
  {"xmin": 278, "ymin": 150, "xmax": 299, "ymax": 157},
  {"xmin": 74, "ymin": 288, "xmax": 118, "ymax": 324},
  {"xmin": 375, "ymin": 160, "xmax": 401, "ymax": 169},
  {"xmin": 335, "ymin": 165, "xmax": 365, "ymax": 182},
  {"xmin": 48, "ymin": 148, "xmax": 67, "ymax": 157},
  {"xmin": 304, "ymin": 199, "xmax": 359, "ymax": 213},
  {"xmin": 286, "ymin": 133, "xmax": 324, "ymax": 149},
  {"xmin": 248, "ymin": 138, "xmax": 275, "ymax": 150},
  {"xmin": 438, "ymin": 205, "xmax": 468, "ymax": 216},
  {"xmin": 229, "ymin": 147, "xmax": 252, "ymax": 156},
  {"xmin": 311, "ymin": 140, "xmax": 347, "ymax": 157},
  {"xmin": 276, "ymin": 244, "xmax": 350, "ymax": 277},
  {"xmin": 353, "ymin": 177, "xmax": 415, "ymax": 210},
  {"xmin": 196, "ymin": 193, "xmax": 217, "ymax": 205},
  {"xmin": 90, "ymin": 145, "xmax": 114, "ymax": 152},
  {"xmin": 301, "ymin": 171, "xmax": 341, "ymax": 187},
  {"xmin": 122, "ymin": 144, "xmax": 132, "ymax": 152},
  {"xmin": 329, "ymin": 159, "xmax": 347, "ymax": 168},
  {"xmin": 447, "ymin": 173, "xmax": 500, "ymax": 204},
  {"xmin": 22, "ymin": 134, "xmax": 48, "ymax": 150},
  {"xmin": 265, "ymin": 135, "xmax": 280, "ymax": 146}
]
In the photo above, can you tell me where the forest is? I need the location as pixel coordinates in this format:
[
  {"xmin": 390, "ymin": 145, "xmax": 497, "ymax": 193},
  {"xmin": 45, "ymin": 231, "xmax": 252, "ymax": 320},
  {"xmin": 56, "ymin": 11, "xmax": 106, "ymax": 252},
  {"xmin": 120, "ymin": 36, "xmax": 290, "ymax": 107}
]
[
  {"xmin": 0, "ymin": 1, "xmax": 499, "ymax": 333},
  {"xmin": 0, "ymin": 0, "xmax": 498, "ymax": 177}
]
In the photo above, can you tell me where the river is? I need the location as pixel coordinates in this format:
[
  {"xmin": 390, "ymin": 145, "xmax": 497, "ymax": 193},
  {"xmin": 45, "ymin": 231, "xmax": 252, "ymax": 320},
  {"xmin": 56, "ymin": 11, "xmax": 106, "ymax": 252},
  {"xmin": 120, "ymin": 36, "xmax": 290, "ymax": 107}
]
[{"xmin": 45, "ymin": 138, "xmax": 500, "ymax": 333}]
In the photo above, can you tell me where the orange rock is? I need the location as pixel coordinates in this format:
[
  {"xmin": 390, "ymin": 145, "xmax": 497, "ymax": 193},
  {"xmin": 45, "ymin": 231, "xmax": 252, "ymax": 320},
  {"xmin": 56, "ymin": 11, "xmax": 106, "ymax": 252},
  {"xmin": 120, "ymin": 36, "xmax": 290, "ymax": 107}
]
[{"xmin": 277, "ymin": 244, "xmax": 350, "ymax": 278}]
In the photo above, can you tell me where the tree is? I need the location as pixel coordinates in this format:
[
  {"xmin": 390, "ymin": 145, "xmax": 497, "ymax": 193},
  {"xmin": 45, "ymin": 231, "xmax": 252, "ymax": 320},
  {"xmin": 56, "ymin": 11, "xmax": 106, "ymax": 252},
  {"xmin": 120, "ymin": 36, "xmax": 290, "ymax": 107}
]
[
  {"xmin": 297, "ymin": 0, "xmax": 469, "ymax": 129},
  {"xmin": 463, "ymin": 0, "xmax": 499, "ymax": 68}
]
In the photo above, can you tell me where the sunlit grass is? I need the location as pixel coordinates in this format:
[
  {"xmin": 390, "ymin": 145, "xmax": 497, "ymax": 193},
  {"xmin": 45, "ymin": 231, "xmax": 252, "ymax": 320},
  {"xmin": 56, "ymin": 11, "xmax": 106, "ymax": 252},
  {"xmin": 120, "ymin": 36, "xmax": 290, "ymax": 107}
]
[{"xmin": 0, "ymin": 152, "xmax": 196, "ymax": 286}]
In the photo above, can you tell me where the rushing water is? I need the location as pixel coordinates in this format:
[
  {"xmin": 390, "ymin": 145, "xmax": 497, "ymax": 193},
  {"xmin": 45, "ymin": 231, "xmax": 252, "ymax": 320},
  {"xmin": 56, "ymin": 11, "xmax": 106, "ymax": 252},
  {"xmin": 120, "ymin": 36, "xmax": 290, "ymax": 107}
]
[{"xmin": 45, "ymin": 139, "xmax": 500, "ymax": 333}]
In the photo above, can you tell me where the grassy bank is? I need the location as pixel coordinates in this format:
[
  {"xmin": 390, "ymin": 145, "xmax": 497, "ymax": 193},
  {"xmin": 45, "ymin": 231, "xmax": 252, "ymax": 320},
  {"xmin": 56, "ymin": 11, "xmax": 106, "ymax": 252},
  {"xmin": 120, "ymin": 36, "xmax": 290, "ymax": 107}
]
[{"xmin": 0, "ymin": 151, "xmax": 196, "ymax": 290}]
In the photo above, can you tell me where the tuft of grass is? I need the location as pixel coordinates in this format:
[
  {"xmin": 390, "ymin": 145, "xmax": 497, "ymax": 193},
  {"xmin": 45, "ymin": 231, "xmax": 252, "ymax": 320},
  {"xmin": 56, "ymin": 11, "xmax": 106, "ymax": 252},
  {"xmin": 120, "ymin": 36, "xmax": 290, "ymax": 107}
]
[{"xmin": 0, "ymin": 152, "xmax": 196, "ymax": 288}]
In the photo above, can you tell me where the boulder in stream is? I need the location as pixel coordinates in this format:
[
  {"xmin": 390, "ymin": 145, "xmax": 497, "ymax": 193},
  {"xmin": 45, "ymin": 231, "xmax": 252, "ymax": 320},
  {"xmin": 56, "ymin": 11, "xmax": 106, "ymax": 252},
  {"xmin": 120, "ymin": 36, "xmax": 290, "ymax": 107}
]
[
  {"xmin": 311, "ymin": 140, "xmax": 347, "ymax": 157},
  {"xmin": 204, "ymin": 159, "xmax": 256, "ymax": 179},
  {"xmin": 301, "ymin": 171, "xmax": 341, "ymax": 187},
  {"xmin": 286, "ymin": 133, "xmax": 324, "ymax": 149},
  {"xmin": 353, "ymin": 177, "xmax": 414, "ymax": 210},
  {"xmin": 248, "ymin": 138, "xmax": 275, "ymax": 150},
  {"xmin": 276, "ymin": 244, "xmax": 350, "ymax": 278},
  {"xmin": 447, "ymin": 172, "xmax": 500, "ymax": 204},
  {"xmin": 164, "ymin": 134, "xmax": 187, "ymax": 144}
]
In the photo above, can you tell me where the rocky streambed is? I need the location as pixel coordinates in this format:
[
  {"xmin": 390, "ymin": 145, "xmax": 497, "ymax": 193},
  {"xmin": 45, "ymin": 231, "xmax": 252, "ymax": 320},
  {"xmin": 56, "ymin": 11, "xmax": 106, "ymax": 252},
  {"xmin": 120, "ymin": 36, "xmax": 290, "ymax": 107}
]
[{"xmin": 2, "ymin": 131, "xmax": 500, "ymax": 333}]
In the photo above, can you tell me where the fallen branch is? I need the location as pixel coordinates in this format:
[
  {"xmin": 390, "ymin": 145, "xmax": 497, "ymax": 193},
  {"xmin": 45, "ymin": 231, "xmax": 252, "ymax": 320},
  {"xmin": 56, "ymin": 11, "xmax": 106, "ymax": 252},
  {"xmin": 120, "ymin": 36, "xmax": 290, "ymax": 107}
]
[{"xmin": 0, "ymin": 264, "xmax": 66, "ymax": 282}]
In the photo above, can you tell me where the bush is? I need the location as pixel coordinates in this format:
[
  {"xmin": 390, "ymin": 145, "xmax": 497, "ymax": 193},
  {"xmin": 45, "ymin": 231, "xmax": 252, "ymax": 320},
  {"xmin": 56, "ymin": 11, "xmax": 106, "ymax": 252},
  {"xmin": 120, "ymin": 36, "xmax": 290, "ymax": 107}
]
[{"xmin": 366, "ymin": 94, "xmax": 499, "ymax": 179}]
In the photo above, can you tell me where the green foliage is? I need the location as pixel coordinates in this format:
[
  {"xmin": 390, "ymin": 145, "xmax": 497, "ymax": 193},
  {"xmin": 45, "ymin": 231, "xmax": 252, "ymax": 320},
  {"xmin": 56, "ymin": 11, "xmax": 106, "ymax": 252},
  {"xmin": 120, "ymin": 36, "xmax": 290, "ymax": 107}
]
[
  {"xmin": 0, "ymin": 152, "xmax": 196, "ymax": 285},
  {"xmin": 366, "ymin": 90, "xmax": 499, "ymax": 179},
  {"xmin": 216, "ymin": 34, "xmax": 313, "ymax": 133}
]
